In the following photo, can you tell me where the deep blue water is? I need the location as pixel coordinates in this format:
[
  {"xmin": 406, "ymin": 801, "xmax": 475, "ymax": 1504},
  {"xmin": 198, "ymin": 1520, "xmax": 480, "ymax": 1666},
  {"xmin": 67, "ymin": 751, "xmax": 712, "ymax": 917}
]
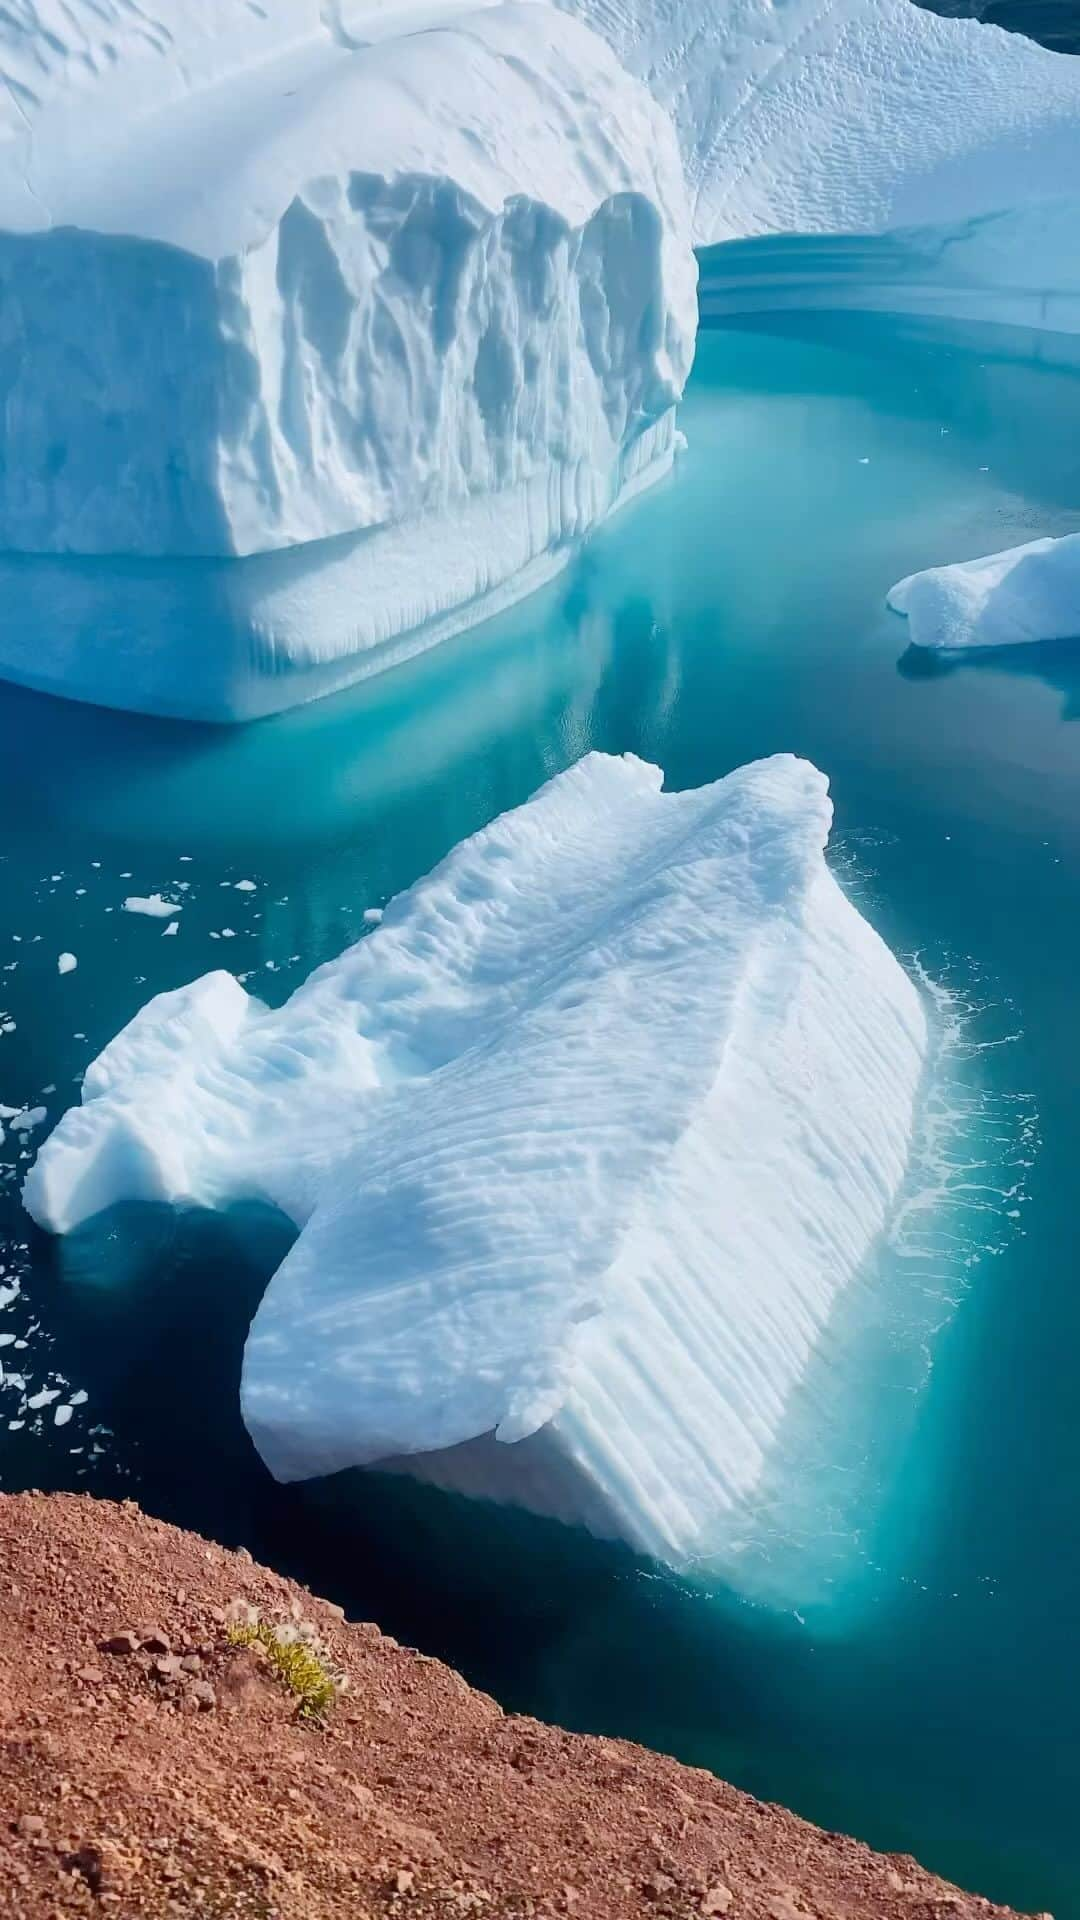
[{"xmin": 4, "ymin": 311, "xmax": 1080, "ymax": 1914}]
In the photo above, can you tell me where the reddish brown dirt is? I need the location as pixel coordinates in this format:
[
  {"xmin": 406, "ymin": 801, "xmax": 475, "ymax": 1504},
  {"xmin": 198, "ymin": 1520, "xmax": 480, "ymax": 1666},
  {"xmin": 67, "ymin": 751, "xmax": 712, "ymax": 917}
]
[{"xmin": 0, "ymin": 1493, "xmax": 1038, "ymax": 1920}]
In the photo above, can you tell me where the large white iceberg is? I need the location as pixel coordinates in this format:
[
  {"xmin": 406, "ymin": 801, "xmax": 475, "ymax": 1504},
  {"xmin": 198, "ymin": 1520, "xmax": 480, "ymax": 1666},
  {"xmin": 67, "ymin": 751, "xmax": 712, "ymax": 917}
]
[
  {"xmin": 565, "ymin": 0, "xmax": 1080, "ymax": 331},
  {"xmin": 0, "ymin": 1, "xmax": 695, "ymax": 718},
  {"xmin": 889, "ymin": 531, "xmax": 1080, "ymax": 650},
  {"xmin": 24, "ymin": 752, "xmax": 928, "ymax": 1565}
]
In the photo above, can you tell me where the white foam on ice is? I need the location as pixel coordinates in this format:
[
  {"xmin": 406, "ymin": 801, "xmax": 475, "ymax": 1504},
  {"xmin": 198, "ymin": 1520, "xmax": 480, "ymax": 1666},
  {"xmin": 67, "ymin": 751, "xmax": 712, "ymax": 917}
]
[
  {"xmin": 24, "ymin": 753, "xmax": 927, "ymax": 1566},
  {"xmin": 0, "ymin": 0, "xmax": 695, "ymax": 719},
  {"xmin": 889, "ymin": 531, "xmax": 1080, "ymax": 651}
]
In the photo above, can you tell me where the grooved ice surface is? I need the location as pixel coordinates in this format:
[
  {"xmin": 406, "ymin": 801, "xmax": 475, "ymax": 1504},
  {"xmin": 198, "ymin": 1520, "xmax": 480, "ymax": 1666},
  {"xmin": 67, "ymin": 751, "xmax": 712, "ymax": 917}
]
[
  {"xmin": 24, "ymin": 754, "xmax": 928, "ymax": 1566},
  {"xmin": 889, "ymin": 532, "xmax": 1080, "ymax": 650}
]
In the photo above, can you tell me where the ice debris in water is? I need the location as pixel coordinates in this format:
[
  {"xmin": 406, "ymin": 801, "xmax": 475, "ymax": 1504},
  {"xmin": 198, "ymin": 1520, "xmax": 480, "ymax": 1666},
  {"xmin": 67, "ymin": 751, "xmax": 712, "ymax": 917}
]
[
  {"xmin": 123, "ymin": 895, "xmax": 181, "ymax": 919},
  {"xmin": 57, "ymin": 953, "xmax": 77, "ymax": 974},
  {"xmin": 25, "ymin": 752, "xmax": 927, "ymax": 1568}
]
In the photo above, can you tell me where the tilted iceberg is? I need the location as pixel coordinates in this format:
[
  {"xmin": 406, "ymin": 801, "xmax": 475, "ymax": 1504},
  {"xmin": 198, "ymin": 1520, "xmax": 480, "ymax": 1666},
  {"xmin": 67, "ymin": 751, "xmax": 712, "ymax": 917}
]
[
  {"xmin": 565, "ymin": 0, "xmax": 1080, "ymax": 330},
  {"xmin": 0, "ymin": 1, "xmax": 695, "ymax": 718},
  {"xmin": 24, "ymin": 752, "xmax": 928, "ymax": 1565},
  {"xmin": 889, "ymin": 531, "xmax": 1080, "ymax": 651}
]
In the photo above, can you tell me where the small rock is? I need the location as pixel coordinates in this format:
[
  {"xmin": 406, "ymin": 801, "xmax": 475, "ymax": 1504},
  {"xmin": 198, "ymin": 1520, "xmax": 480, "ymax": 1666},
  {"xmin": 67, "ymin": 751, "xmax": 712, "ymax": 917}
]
[
  {"xmin": 180, "ymin": 1654, "xmax": 203, "ymax": 1675},
  {"xmin": 702, "ymin": 1889, "xmax": 733, "ymax": 1916},
  {"xmin": 16, "ymin": 1815, "xmax": 45, "ymax": 1839},
  {"xmin": 393, "ymin": 1868, "xmax": 416, "ymax": 1897},
  {"xmin": 153, "ymin": 1655, "xmax": 182, "ymax": 1680},
  {"xmin": 190, "ymin": 1680, "xmax": 217, "ymax": 1711},
  {"xmin": 100, "ymin": 1631, "xmax": 139, "ymax": 1656},
  {"xmin": 139, "ymin": 1628, "xmax": 172, "ymax": 1655},
  {"xmin": 235, "ymin": 1546, "xmax": 253, "ymax": 1563},
  {"xmin": 76, "ymin": 1666, "xmax": 104, "ymax": 1686}
]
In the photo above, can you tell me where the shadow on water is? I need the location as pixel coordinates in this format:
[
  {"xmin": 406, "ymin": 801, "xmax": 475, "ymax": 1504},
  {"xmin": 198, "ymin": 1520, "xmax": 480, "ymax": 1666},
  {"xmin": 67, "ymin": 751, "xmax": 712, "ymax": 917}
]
[{"xmin": 896, "ymin": 635, "xmax": 1080, "ymax": 718}]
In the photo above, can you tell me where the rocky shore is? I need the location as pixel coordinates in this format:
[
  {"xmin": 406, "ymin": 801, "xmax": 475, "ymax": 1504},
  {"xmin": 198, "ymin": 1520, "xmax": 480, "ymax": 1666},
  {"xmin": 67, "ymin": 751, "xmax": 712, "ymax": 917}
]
[{"xmin": 0, "ymin": 1494, "xmax": 1039, "ymax": 1920}]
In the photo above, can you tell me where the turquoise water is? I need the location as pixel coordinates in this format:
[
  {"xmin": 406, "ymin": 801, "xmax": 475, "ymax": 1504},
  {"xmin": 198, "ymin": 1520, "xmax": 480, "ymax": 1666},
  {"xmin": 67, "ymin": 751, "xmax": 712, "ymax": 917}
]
[{"xmin": 4, "ymin": 311, "xmax": 1080, "ymax": 1912}]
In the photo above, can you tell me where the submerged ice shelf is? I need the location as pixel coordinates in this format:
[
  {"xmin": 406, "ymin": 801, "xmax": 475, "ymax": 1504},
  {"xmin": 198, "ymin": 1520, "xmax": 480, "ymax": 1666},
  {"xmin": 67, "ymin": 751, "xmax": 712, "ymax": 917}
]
[
  {"xmin": 24, "ymin": 753, "xmax": 928, "ymax": 1566},
  {"xmin": 0, "ymin": 0, "xmax": 695, "ymax": 719},
  {"xmin": 889, "ymin": 531, "xmax": 1080, "ymax": 651}
]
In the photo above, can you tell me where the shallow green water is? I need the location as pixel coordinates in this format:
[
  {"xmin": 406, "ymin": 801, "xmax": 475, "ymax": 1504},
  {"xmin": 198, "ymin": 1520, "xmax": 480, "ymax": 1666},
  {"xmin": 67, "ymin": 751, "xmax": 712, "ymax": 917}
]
[{"xmin": 3, "ymin": 311, "xmax": 1080, "ymax": 1913}]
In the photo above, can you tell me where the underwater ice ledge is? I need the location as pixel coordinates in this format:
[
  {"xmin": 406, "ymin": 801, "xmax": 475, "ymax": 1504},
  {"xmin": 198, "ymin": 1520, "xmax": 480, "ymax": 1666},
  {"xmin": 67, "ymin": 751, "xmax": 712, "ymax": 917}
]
[
  {"xmin": 0, "ymin": 419, "xmax": 677, "ymax": 723},
  {"xmin": 24, "ymin": 752, "xmax": 929, "ymax": 1568}
]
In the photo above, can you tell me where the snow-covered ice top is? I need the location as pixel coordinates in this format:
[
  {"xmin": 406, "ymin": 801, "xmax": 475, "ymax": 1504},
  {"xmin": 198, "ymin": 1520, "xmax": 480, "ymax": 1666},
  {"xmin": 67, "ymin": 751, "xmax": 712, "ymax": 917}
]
[
  {"xmin": 563, "ymin": 0, "xmax": 1080, "ymax": 249},
  {"xmin": 0, "ymin": 1, "xmax": 695, "ymax": 561},
  {"xmin": 889, "ymin": 531, "xmax": 1080, "ymax": 651},
  {"xmin": 24, "ymin": 752, "xmax": 927, "ymax": 1565}
]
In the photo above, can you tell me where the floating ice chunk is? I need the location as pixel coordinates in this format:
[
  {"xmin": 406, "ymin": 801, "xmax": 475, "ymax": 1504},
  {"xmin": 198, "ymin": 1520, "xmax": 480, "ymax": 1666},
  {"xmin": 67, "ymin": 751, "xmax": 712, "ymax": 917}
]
[
  {"xmin": 889, "ymin": 531, "xmax": 1080, "ymax": 651},
  {"xmin": 57, "ymin": 952, "xmax": 77, "ymax": 974},
  {"xmin": 25, "ymin": 754, "xmax": 927, "ymax": 1566},
  {"xmin": 123, "ymin": 895, "xmax": 180, "ymax": 919},
  {"xmin": 234, "ymin": 881, "xmax": 257, "ymax": 893},
  {"xmin": 162, "ymin": 922, "xmax": 180, "ymax": 938},
  {"xmin": 10, "ymin": 1107, "xmax": 46, "ymax": 1134},
  {"xmin": 54, "ymin": 1403, "xmax": 73, "ymax": 1426},
  {"xmin": 27, "ymin": 1386, "xmax": 61, "ymax": 1410},
  {"xmin": 362, "ymin": 908, "xmax": 383, "ymax": 925}
]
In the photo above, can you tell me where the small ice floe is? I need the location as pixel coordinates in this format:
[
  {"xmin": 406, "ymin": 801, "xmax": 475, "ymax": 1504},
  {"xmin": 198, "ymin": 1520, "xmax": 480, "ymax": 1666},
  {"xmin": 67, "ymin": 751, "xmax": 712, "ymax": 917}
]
[
  {"xmin": 54, "ymin": 1403, "xmax": 73, "ymax": 1426},
  {"xmin": 123, "ymin": 895, "xmax": 181, "ymax": 918},
  {"xmin": 162, "ymin": 922, "xmax": 180, "ymax": 938},
  {"xmin": 57, "ymin": 952, "xmax": 77, "ymax": 975},
  {"xmin": 889, "ymin": 529, "xmax": 1080, "ymax": 651},
  {"xmin": 27, "ymin": 1386, "xmax": 61, "ymax": 1410},
  {"xmin": 8, "ymin": 1107, "xmax": 46, "ymax": 1135},
  {"xmin": 363, "ymin": 908, "xmax": 383, "ymax": 925},
  {"xmin": 234, "ymin": 880, "xmax": 257, "ymax": 892}
]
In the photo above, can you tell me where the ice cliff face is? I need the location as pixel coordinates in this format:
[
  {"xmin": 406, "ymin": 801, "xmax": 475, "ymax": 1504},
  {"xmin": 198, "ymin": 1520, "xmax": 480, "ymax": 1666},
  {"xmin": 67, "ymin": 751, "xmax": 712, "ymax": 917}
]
[
  {"xmin": 24, "ymin": 753, "xmax": 928, "ymax": 1568},
  {"xmin": 0, "ymin": 1, "xmax": 695, "ymax": 714}
]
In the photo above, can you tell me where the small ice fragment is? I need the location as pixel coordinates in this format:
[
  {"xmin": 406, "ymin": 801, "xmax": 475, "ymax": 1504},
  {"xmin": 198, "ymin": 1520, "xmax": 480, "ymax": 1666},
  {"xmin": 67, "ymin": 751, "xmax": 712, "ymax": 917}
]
[
  {"xmin": 54, "ymin": 1403, "xmax": 73, "ymax": 1426},
  {"xmin": 27, "ymin": 1386, "xmax": 60, "ymax": 1409},
  {"xmin": 10, "ymin": 1107, "xmax": 46, "ymax": 1133},
  {"xmin": 220, "ymin": 928, "xmax": 236, "ymax": 939},
  {"xmin": 7, "ymin": 1419, "xmax": 23, "ymax": 1430},
  {"xmin": 57, "ymin": 952, "xmax": 77, "ymax": 975},
  {"xmin": 0, "ymin": 1333, "xmax": 14, "ymax": 1347},
  {"xmin": 162, "ymin": 922, "xmax": 180, "ymax": 938},
  {"xmin": 70, "ymin": 1389, "xmax": 88, "ymax": 1405},
  {"xmin": 234, "ymin": 880, "xmax": 257, "ymax": 892},
  {"xmin": 857, "ymin": 457, "xmax": 870, "ymax": 465},
  {"xmin": 363, "ymin": 908, "xmax": 383, "ymax": 925},
  {"xmin": 123, "ymin": 895, "xmax": 180, "ymax": 918},
  {"xmin": 75, "ymin": 888, "xmax": 86, "ymax": 897}
]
